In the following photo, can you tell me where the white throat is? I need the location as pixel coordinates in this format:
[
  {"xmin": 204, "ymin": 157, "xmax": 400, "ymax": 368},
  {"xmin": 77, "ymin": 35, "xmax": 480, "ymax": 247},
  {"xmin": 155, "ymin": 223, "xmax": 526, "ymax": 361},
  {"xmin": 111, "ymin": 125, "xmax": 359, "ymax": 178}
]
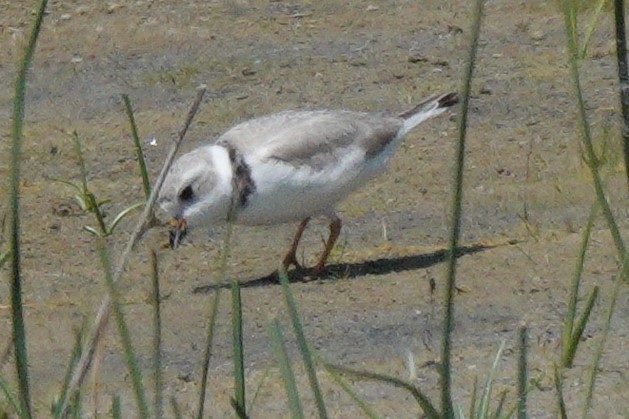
[{"xmin": 208, "ymin": 144, "xmax": 234, "ymax": 196}]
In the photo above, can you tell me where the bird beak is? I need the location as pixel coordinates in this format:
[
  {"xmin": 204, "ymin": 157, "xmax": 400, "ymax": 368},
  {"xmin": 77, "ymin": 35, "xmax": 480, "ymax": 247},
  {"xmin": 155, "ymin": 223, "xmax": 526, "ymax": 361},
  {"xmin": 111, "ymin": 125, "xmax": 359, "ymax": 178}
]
[{"xmin": 168, "ymin": 218, "xmax": 188, "ymax": 249}]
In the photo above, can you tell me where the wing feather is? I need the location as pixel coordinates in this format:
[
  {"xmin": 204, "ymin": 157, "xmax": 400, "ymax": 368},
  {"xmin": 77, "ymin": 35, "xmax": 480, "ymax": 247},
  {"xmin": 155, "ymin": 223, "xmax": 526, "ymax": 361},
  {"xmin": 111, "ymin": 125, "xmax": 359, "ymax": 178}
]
[{"xmin": 216, "ymin": 111, "xmax": 403, "ymax": 170}]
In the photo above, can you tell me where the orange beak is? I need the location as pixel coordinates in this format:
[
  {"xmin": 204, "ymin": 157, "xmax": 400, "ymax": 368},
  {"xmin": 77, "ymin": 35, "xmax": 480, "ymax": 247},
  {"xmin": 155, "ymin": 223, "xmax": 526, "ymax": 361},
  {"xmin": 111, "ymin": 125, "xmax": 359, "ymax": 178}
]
[{"xmin": 168, "ymin": 218, "xmax": 188, "ymax": 249}]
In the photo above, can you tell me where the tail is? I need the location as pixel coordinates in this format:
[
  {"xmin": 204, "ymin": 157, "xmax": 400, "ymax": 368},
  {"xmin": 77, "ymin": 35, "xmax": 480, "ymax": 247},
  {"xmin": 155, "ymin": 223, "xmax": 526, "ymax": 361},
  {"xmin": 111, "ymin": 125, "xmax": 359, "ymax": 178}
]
[{"xmin": 398, "ymin": 92, "xmax": 458, "ymax": 136}]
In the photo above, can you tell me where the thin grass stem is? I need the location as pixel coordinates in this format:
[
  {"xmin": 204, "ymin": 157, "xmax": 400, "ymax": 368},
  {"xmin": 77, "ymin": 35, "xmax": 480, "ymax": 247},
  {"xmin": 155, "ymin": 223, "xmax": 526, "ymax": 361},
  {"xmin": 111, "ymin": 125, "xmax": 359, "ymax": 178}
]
[
  {"xmin": 96, "ymin": 240, "xmax": 149, "ymax": 418},
  {"xmin": 441, "ymin": 0, "xmax": 484, "ymax": 417},
  {"xmin": 8, "ymin": 0, "xmax": 49, "ymax": 416},
  {"xmin": 582, "ymin": 256, "xmax": 626, "ymax": 416},
  {"xmin": 197, "ymin": 214, "xmax": 234, "ymax": 418},
  {"xmin": 122, "ymin": 94, "xmax": 151, "ymax": 200},
  {"xmin": 278, "ymin": 269, "xmax": 328, "ymax": 419},
  {"xmin": 196, "ymin": 291, "xmax": 221, "ymax": 419},
  {"xmin": 269, "ymin": 320, "xmax": 304, "ymax": 419},
  {"xmin": 231, "ymin": 281, "xmax": 246, "ymax": 415},
  {"xmin": 517, "ymin": 325, "xmax": 528, "ymax": 419},
  {"xmin": 52, "ymin": 320, "xmax": 87, "ymax": 418},
  {"xmin": 613, "ymin": 0, "xmax": 629, "ymax": 186},
  {"xmin": 560, "ymin": 0, "xmax": 627, "ymax": 261},
  {"xmin": 478, "ymin": 341, "xmax": 505, "ymax": 416},
  {"xmin": 72, "ymin": 132, "xmax": 107, "ymax": 234},
  {"xmin": 111, "ymin": 395, "xmax": 121, "ymax": 419},
  {"xmin": 58, "ymin": 86, "xmax": 206, "ymax": 416},
  {"xmin": 0, "ymin": 375, "xmax": 21, "ymax": 416},
  {"xmin": 553, "ymin": 365, "xmax": 568, "ymax": 419},
  {"xmin": 324, "ymin": 362, "xmax": 439, "ymax": 418},
  {"xmin": 320, "ymin": 359, "xmax": 380, "ymax": 419},
  {"xmin": 150, "ymin": 250, "xmax": 163, "ymax": 418},
  {"xmin": 561, "ymin": 202, "xmax": 597, "ymax": 368},
  {"xmin": 278, "ymin": 270, "xmax": 329, "ymax": 419}
]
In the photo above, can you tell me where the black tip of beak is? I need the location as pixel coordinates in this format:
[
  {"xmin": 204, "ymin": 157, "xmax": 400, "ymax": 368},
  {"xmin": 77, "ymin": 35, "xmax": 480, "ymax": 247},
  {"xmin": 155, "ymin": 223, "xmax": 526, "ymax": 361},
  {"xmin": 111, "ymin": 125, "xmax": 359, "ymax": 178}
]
[{"xmin": 168, "ymin": 218, "xmax": 188, "ymax": 249}]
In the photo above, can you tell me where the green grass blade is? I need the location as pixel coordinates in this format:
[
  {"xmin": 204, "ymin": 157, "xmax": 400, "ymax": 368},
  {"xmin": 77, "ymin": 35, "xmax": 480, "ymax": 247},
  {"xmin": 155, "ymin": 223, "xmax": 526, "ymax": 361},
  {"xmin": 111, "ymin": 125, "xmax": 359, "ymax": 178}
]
[
  {"xmin": 150, "ymin": 250, "xmax": 164, "ymax": 419},
  {"xmin": 559, "ymin": 0, "xmax": 627, "ymax": 262},
  {"xmin": 197, "ymin": 218, "xmax": 234, "ymax": 419},
  {"xmin": 197, "ymin": 217, "xmax": 233, "ymax": 418},
  {"xmin": 269, "ymin": 320, "xmax": 304, "ymax": 419},
  {"xmin": 0, "ymin": 251, "xmax": 10, "ymax": 269},
  {"xmin": 553, "ymin": 365, "xmax": 568, "ymax": 419},
  {"xmin": 478, "ymin": 341, "xmax": 505, "ymax": 417},
  {"xmin": 49, "ymin": 178, "xmax": 84, "ymax": 194},
  {"xmin": 111, "ymin": 394, "xmax": 121, "ymax": 419},
  {"xmin": 320, "ymin": 359, "xmax": 380, "ymax": 419},
  {"xmin": 52, "ymin": 320, "xmax": 87, "ymax": 418},
  {"xmin": 122, "ymin": 94, "xmax": 151, "ymax": 200},
  {"xmin": 107, "ymin": 202, "xmax": 144, "ymax": 235},
  {"xmin": 564, "ymin": 286, "xmax": 598, "ymax": 367},
  {"xmin": 612, "ymin": 0, "xmax": 629, "ymax": 185},
  {"xmin": 72, "ymin": 132, "xmax": 107, "ymax": 234},
  {"xmin": 323, "ymin": 362, "xmax": 439, "ymax": 418},
  {"xmin": 8, "ymin": 0, "xmax": 50, "ymax": 417},
  {"xmin": 441, "ymin": 1, "xmax": 484, "ymax": 417},
  {"xmin": 517, "ymin": 326, "xmax": 528, "ymax": 419},
  {"xmin": 82, "ymin": 226, "xmax": 101, "ymax": 237},
  {"xmin": 580, "ymin": 0, "xmax": 609, "ymax": 58},
  {"xmin": 231, "ymin": 280, "xmax": 246, "ymax": 416},
  {"xmin": 70, "ymin": 392, "xmax": 82, "ymax": 419},
  {"xmin": 561, "ymin": 203, "xmax": 597, "ymax": 368},
  {"xmin": 582, "ymin": 257, "xmax": 626, "ymax": 416},
  {"xmin": 230, "ymin": 397, "xmax": 249, "ymax": 418},
  {"xmin": 468, "ymin": 378, "xmax": 478, "ymax": 419},
  {"xmin": 97, "ymin": 240, "xmax": 149, "ymax": 418},
  {"xmin": 278, "ymin": 270, "xmax": 329, "ymax": 419},
  {"xmin": 196, "ymin": 290, "xmax": 221, "ymax": 419},
  {"xmin": 0, "ymin": 374, "xmax": 21, "ymax": 417},
  {"xmin": 491, "ymin": 390, "xmax": 507, "ymax": 419},
  {"xmin": 56, "ymin": 87, "xmax": 207, "ymax": 418}
]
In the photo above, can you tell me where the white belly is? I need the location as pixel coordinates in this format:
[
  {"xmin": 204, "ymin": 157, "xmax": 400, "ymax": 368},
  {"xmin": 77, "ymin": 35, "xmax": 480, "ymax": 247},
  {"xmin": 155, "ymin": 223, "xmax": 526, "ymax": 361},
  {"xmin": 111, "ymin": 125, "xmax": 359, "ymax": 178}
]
[{"xmin": 235, "ymin": 150, "xmax": 389, "ymax": 225}]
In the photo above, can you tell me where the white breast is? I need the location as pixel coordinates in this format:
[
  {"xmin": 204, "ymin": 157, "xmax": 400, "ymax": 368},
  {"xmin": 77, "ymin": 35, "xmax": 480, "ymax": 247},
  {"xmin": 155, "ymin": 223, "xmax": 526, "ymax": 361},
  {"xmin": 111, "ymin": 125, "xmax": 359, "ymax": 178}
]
[{"xmin": 235, "ymin": 147, "xmax": 390, "ymax": 225}]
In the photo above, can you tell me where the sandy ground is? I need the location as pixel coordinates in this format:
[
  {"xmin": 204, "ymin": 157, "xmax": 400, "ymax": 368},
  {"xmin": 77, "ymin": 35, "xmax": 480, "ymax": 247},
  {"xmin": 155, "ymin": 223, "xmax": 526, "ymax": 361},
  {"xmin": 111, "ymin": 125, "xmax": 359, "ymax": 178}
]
[{"xmin": 0, "ymin": 0, "xmax": 628, "ymax": 417}]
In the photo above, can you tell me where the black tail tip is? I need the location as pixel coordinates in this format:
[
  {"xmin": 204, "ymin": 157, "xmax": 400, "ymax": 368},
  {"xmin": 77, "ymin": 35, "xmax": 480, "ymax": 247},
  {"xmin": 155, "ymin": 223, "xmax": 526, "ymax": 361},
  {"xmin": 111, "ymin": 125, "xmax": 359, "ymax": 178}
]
[{"xmin": 438, "ymin": 92, "xmax": 459, "ymax": 108}]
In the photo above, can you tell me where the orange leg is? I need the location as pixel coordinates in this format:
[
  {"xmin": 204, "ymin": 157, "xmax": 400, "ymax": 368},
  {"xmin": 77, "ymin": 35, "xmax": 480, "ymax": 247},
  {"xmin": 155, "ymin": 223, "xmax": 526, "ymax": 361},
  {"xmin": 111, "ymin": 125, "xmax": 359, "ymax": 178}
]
[
  {"xmin": 313, "ymin": 215, "xmax": 342, "ymax": 274},
  {"xmin": 282, "ymin": 217, "xmax": 311, "ymax": 270}
]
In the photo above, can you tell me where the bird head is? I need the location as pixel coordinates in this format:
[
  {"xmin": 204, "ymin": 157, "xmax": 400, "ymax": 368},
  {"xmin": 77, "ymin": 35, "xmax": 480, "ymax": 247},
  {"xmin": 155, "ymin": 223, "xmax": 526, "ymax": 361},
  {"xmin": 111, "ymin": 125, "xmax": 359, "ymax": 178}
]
[{"xmin": 158, "ymin": 146, "xmax": 233, "ymax": 246}]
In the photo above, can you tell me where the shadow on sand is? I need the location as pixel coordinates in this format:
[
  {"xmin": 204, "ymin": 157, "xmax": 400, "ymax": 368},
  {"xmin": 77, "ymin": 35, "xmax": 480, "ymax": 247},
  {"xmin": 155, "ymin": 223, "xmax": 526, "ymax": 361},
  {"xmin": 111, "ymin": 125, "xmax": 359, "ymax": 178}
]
[{"xmin": 192, "ymin": 242, "xmax": 495, "ymax": 293}]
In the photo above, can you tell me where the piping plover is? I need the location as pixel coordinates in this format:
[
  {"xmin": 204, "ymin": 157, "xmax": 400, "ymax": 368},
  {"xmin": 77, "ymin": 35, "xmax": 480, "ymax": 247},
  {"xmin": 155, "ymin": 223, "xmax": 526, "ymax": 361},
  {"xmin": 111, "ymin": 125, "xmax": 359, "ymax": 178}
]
[{"xmin": 159, "ymin": 92, "xmax": 458, "ymax": 275}]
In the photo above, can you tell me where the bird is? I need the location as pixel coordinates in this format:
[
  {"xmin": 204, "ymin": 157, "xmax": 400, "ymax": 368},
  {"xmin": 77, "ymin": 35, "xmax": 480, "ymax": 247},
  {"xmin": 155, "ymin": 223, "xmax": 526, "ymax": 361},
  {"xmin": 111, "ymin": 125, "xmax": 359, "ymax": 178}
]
[{"xmin": 158, "ymin": 92, "xmax": 458, "ymax": 276}]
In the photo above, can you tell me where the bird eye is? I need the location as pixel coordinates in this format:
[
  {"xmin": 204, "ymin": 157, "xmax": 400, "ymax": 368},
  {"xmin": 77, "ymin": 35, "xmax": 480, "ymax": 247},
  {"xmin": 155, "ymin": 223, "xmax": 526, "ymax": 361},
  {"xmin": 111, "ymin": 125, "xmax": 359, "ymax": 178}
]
[{"xmin": 179, "ymin": 185, "xmax": 195, "ymax": 203}]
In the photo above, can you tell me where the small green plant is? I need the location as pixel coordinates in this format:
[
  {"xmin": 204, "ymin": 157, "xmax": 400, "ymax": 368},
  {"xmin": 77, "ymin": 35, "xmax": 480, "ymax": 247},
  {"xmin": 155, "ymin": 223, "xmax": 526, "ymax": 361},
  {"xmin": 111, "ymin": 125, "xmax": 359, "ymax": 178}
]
[
  {"xmin": 560, "ymin": 204, "xmax": 600, "ymax": 368},
  {"xmin": 53, "ymin": 131, "xmax": 143, "ymax": 238},
  {"xmin": 0, "ymin": 251, "xmax": 10, "ymax": 270},
  {"xmin": 461, "ymin": 341, "xmax": 507, "ymax": 419}
]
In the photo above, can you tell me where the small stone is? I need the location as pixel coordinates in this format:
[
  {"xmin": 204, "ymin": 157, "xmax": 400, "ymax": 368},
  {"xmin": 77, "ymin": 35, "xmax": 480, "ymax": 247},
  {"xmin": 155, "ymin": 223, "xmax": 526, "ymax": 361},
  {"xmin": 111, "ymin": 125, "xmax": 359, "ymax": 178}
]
[
  {"xmin": 60, "ymin": 13, "xmax": 71, "ymax": 21},
  {"xmin": 366, "ymin": 5, "xmax": 379, "ymax": 11},
  {"xmin": 530, "ymin": 30, "xmax": 545, "ymax": 41},
  {"xmin": 106, "ymin": 3, "xmax": 122, "ymax": 14}
]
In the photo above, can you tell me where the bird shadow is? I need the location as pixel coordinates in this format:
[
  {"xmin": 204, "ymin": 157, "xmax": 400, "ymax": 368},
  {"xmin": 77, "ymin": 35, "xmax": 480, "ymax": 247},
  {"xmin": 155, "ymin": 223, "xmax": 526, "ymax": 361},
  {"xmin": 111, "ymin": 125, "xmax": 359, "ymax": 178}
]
[{"xmin": 192, "ymin": 242, "xmax": 494, "ymax": 294}]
